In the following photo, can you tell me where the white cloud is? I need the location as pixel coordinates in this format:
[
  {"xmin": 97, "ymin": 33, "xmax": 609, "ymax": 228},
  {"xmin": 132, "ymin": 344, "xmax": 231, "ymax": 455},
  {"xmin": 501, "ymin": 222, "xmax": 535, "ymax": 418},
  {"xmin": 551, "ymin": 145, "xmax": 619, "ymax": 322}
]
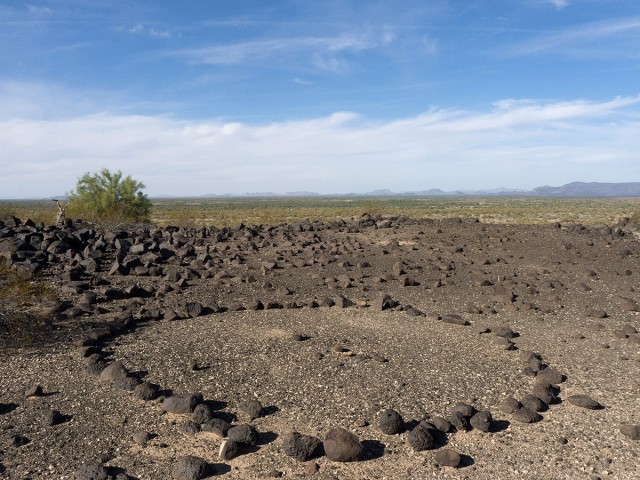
[
  {"xmin": 27, "ymin": 5, "xmax": 53, "ymax": 16},
  {"xmin": 422, "ymin": 37, "xmax": 438, "ymax": 55},
  {"xmin": 550, "ymin": 0, "xmax": 570, "ymax": 9},
  {"xmin": 149, "ymin": 28, "xmax": 172, "ymax": 39},
  {"xmin": 0, "ymin": 87, "xmax": 638, "ymax": 198},
  {"xmin": 502, "ymin": 16, "xmax": 640, "ymax": 58},
  {"xmin": 119, "ymin": 23, "xmax": 173, "ymax": 39}
]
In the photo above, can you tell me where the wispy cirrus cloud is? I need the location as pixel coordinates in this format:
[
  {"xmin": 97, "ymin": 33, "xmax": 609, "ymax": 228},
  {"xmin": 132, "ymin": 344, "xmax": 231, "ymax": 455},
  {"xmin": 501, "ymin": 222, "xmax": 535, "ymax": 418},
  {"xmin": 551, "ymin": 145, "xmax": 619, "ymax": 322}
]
[
  {"xmin": 165, "ymin": 30, "xmax": 394, "ymax": 70},
  {"xmin": 501, "ymin": 16, "xmax": 640, "ymax": 58},
  {"xmin": 1, "ymin": 83, "xmax": 638, "ymax": 198},
  {"xmin": 116, "ymin": 23, "xmax": 173, "ymax": 39},
  {"xmin": 27, "ymin": 5, "xmax": 53, "ymax": 16}
]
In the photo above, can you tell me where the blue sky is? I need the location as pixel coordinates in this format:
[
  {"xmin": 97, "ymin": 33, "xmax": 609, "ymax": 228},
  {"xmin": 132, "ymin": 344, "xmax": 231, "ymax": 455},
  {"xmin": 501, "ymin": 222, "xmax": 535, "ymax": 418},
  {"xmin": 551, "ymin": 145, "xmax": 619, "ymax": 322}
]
[{"xmin": 1, "ymin": 0, "xmax": 639, "ymax": 198}]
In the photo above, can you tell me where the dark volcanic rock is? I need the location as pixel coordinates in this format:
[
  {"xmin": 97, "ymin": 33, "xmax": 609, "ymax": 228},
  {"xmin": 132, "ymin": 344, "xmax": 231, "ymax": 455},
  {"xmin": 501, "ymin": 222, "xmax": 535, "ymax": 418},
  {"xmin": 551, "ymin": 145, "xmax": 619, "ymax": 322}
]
[
  {"xmin": 185, "ymin": 301, "xmax": 204, "ymax": 318},
  {"xmin": 407, "ymin": 425, "xmax": 436, "ymax": 451},
  {"xmin": 441, "ymin": 314, "xmax": 469, "ymax": 326},
  {"xmin": 240, "ymin": 399, "xmax": 264, "ymax": 420},
  {"xmin": 323, "ymin": 427, "xmax": 364, "ymax": 462},
  {"xmin": 495, "ymin": 337, "xmax": 516, "ymax": 350},
  {"xmin": 500, "ymin": 397, "xmax": 522, "ymax": 415},
  {"xmin": 163, "ymin": 393, "xmax": 203, "ymax": 414},
  {"xmin": 202, "ymin": 418, "xmax": 231, "ymax": 437},
  {"xmin": 113, "ymin": 375, "xmax": 141, "ymax": 391},
  {"xmin": 531, "ymin": 383, "xmax": 559, "ymax": 405},
  {"xmin": 449, "ymin": 411, "xmax": 471, "ymax": 432},
  {"xmin": 98, "ymin": 360, "xmax": 129, "ymax": 383},
  {"xmin": 333, "ymin": 295, "xmax": 354, "ymax": 308},
  {"xmin": 430, "ymin": 416, "xmax": 453, "ymax": 433},
  {"xmin": 378, "ymin": 408, "xmax": 404, "ymax": 434},
  {"xmin": 172, "ymin": 455, "xmax": 208, "ymax": 480},
  {"xmin": 191, "ymin": 403, "xmax": 215, "ymax": 424},
  {"xmin": 281, "ymin": 431, "xmax": 323, "ymax": 461},
  {"xmin": 178, "ymin": 420, "xmax": 201, "ymax": 436},
  {"xmin": 133, "ymin": 382, "xmax": 160, "ymax": 401},
  {"xmin": 536, "ymin": 367, "xmax": 565, "ymax": 385},
  {"xmin": 521, "ymin": 394, "xmax": 546, "ymax": 412},
  {"xmin": 470, "ymin": 410, "xmax": 493, "ymax": 432},
  {"xmin": 494, "ymin": 326, "xmax": 516, "ymax": 339},
  {"xmin": 403, "ymin": 305, "xmax": 425, "ymax": 317},
  {"xmin": 435, "ymin": 449, "xmax": 462, "ymax": 468},
  {"xmin": 567, "ymin": 394, "xmax": 602, "ymax": 409},
  {"xmin": 512, "ymin": 407, "xmax": 543, "ymax": 423},
  {"xmin": 76, "ymin": 461, "xmax": 110, "ymax": 480},
  {"xmin": 452, "ymin": 402, "xmax": 476, "ymax": 418},
  {"xmin": 219, "ymin": 439, "xmax": 240, "ymax": 461},
  {"xmin": 372, "ymin": 294, "xmax": 397, "ymax": 311},
  {"xmin": 490, "ymin": 286, "xmax": 514, "ymax": 304},
  {"xmin": 227, "ymin": 424, "xmax": 259, "ymax": 446}
]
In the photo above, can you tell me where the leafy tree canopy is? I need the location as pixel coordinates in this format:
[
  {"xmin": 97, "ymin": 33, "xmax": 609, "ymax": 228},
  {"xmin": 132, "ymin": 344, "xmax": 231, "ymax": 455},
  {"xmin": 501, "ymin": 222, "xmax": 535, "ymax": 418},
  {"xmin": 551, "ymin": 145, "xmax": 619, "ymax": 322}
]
[{"xmin": 68, "ymin": 169, "xmax": 151, "ymax": 223}]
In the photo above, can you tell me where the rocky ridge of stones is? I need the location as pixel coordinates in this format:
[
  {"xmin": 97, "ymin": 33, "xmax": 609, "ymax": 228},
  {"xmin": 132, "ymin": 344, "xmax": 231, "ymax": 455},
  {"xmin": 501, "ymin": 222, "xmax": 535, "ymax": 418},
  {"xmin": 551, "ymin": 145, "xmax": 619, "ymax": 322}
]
[{"xmin": 1, "ymin": 214, "xmax": 639, "ymax": 478}]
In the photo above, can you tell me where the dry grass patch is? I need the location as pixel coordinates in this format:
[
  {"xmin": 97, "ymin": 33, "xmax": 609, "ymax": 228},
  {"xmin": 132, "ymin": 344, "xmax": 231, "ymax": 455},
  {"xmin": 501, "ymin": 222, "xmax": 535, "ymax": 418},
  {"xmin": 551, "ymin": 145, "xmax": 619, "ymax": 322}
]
[
  {"xmin": 0, "ymin": 260, "xmax": 58, "ymax": 349},
  {"xmin": 4, "ymin": 197, "xmax": 640, "ymax": 229}
]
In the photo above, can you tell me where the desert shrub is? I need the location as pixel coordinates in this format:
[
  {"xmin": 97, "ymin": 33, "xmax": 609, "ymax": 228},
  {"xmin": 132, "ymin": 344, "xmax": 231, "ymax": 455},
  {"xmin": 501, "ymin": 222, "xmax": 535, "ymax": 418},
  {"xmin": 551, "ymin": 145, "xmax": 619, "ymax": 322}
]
[{"xmin": 67, "ymin": 169, "xmax": 151, "ymax": 223}]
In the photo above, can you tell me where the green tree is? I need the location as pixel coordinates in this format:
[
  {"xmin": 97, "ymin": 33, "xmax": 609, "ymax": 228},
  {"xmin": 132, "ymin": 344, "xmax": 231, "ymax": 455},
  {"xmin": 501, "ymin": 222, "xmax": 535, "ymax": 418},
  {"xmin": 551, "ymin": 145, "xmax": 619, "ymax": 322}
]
[{"xmin": 68, "ymin": 169, "xmax": 151, "ymax": 223}]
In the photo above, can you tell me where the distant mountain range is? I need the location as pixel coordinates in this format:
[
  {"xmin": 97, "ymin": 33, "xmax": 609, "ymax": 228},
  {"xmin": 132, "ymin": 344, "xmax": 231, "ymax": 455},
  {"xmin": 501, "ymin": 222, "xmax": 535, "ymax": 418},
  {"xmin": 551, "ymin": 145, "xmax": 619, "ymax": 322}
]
[
  {"xmin": 529, "ymin": 182, "xmax": 640, "ymax": 197},
  {"xmin": 196, "ymin": 182, "xmax": 640, "ymax": 199}
]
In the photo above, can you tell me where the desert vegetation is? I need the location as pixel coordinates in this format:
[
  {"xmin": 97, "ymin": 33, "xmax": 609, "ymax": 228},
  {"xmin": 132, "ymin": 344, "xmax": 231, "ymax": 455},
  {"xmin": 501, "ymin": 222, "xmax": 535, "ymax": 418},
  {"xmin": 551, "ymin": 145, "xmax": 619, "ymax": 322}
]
[
  {"xmin": 2, "ymin": 196, "xmax": 640, "ymax": 229},
  {"xmin": 65, "ymin": 169, "xmax": 152, "ymax": 224}
]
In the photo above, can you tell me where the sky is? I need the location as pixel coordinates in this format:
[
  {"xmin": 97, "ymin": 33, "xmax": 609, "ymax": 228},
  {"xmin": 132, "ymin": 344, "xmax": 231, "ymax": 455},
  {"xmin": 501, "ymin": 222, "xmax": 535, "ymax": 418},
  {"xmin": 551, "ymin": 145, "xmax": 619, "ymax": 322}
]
[{"xmin": 1, "ymin": 0, "xmax": 639, "ymax": 198}]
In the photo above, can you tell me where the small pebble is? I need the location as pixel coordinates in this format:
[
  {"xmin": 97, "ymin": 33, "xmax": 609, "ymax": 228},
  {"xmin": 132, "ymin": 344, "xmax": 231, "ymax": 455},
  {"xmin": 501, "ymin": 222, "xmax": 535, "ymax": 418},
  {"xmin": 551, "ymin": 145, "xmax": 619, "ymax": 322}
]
[
  {"xmin": 620, "ymin": 425, "xmax": 640, "ymax": 440},
  {"xmin": 42, "ymin": 409, "xmax": 65, "ymax": 427},
  {"xmin": 304, "ymin": 462, "xmax": 320, "ymax": 475},
  {"xmin": 25, "ymin": 385, "xmax": 44, "ymax": 397},
  {"xmin": 133, "ymin": 431, "xmax": 153, "ymax": 446}
]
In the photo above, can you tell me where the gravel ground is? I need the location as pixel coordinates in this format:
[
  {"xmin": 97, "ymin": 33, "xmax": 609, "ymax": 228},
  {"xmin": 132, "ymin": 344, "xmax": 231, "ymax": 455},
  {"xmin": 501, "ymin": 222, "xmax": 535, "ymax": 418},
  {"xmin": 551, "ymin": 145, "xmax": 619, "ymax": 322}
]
[{"xmin": 1, "ymin": 217, "xmax": 639, "ymax": 479}]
